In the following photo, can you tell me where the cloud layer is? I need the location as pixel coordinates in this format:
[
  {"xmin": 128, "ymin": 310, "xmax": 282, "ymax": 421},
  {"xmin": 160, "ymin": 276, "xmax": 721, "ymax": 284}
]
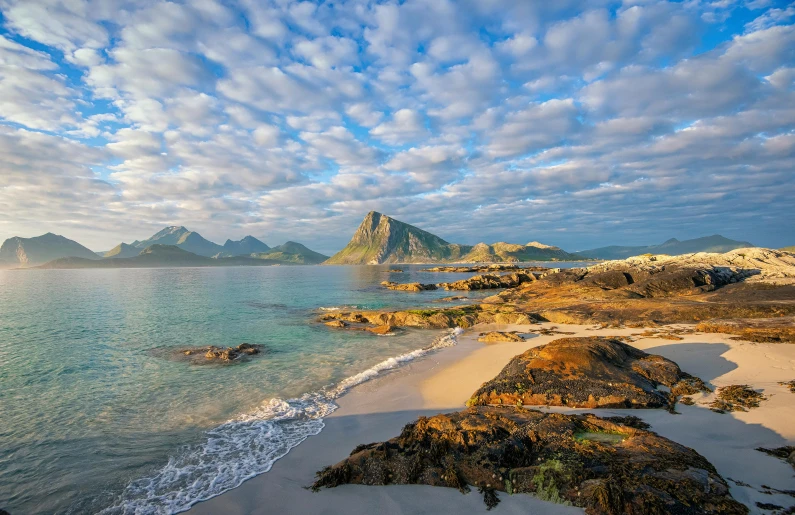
[{"xmin": 0, "ymin": 0, "xmax": 793, "ymax": 253}]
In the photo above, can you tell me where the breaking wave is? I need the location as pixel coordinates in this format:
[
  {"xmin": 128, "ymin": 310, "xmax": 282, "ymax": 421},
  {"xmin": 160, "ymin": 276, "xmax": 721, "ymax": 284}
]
[{"xmin": 100, "ymin": 327, "xmax": 463, "ymax": 514}]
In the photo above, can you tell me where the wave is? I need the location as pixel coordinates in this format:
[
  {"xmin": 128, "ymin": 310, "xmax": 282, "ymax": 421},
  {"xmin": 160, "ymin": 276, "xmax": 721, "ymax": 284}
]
[
  {"xmin": 317, "ymin": 305, "xmax": 359, "ymax": 311},
  {"xmin": 100, "ymin": 327, "xmax": 463, "ymax": 514}
]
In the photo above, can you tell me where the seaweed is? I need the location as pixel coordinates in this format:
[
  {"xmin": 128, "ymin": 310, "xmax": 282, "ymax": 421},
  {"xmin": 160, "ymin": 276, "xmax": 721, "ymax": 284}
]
[
  {"xmin": 478, "ymin": 485, "xmax": 500, "ymax": 510},
  {"xmin": 709, "ymin": 385, "xmax": 767, "ymax": 413}
]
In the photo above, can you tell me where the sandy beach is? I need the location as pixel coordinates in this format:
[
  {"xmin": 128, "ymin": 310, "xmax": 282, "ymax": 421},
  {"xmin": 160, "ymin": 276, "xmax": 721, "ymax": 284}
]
[{"xmin": 189, "ymin": 323, "xmax": 795, "ymax": 515}]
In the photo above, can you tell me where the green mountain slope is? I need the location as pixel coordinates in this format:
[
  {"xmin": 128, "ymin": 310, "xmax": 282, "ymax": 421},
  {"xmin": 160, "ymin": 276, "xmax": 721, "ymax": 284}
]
[
  {"xmin": 325, "ymin": 211, "xmax": 580, "ymax": 264},
  {"xmin": 0, "ymin": 233, "xmax": 100, "ymax": 267},
  {"xmin": 134, "ymin": 226, "xmax": 224, "ymax": 257},
  {"xmin": 103, "ymin": 242, "xmax": 140, "ymax": 258},
  {"xmin": 252, "ymin": 241, "xmax": 329, "ymax": 264},
  {"xmin": 325, "ymin": 211, "xmax": 472, "ymax": 264},
  {"xmin": 222, "ymin": 236, "xmax": 270, "ymax": 255},
  {"xmin": 37, "ymin": 244, "xmax": 278, "ymax": 269},
  {"xmin": 459, "ymin": 242, "xmax": 583, "ymax": 262},
  {"xmin": 576, "ymin": 235, "xmax": 754, "ymax": 260}
]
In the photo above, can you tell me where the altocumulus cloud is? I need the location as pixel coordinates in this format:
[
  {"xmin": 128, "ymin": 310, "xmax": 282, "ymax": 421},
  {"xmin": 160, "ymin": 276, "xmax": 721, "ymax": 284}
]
[{"xmin": 0, "ymin": 0, "xmax": 793, "ymax": 253}]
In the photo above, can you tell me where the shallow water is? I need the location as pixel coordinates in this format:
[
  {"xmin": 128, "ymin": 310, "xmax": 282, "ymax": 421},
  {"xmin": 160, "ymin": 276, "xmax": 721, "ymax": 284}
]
[{"xmin": 0, "ymin": 263, "xmax": 590, "ymax": 514}]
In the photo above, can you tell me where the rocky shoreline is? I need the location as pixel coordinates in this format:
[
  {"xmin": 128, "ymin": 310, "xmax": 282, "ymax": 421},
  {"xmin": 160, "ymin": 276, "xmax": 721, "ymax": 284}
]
[{"xmin": 309, "ymin": 248, "xmax": 795, "ymax": 512}]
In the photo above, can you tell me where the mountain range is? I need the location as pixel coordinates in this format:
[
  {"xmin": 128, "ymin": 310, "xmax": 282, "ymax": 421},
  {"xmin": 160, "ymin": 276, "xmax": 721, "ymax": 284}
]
[
  {"xmin": 0, "ymin": 227, "xmax": 328, "ymax": 268},
  {"xmin": 574, "ymin": 235, "xmax": 755, "ymax": 260},
  {"xmin": 0, "ymin": 213, "xmax": 761, "ymax": 269},
  {"xmin": 324, "ymin": 211, "xmax": 583, "ymax": 264}
]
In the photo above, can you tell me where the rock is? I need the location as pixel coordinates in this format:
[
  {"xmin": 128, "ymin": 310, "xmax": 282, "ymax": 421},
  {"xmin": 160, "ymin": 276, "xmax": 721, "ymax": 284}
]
[
  {"xmin": 467, "ymin": 337, "xmax": 709, "ymax": 409},
  {"xmin": 434, "ymin": 295, "xmax": 468, "ymax": 302},
  {"xmin": 367, "ymin": 324, "xmax": 396, "ymax": 335},
  {"xmin": 477, "ymin": 331, "xmax": 525, "ymax": 343},
  {"xmin": 381, "ymin": 281, "xmax": 438, "ymax": 291},
  {"xmin": 202, "ymin": 343, "xmax": 263, "ymax": 362},
  {"xmin": 388, "ymin": 269, "xmax": 403, "ymax": 273},
  {"xmin": 439, "ymin": 272, "xmax": 536, "ymax": 291},
  {"xmin": 756, "ymin": 446, "xmax": 795, "ymax": 471},
  {"xmin": 709, "ymin": 385, "xmax": 767, "ymax": 413},
  {"xmin": 311, "ymin": 407, "xmax": 746, "ymax": 514},
  {"xmin": 318, "ymin": 305, "xmax": 539, "ymax": 330},
  {"xmin": 325, "ymin": 320, "xmax": 349, "ymax": 328}
]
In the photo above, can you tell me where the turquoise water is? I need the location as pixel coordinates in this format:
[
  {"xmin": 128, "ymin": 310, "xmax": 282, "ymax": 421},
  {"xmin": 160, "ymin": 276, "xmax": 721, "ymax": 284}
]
[{"xmin": 0, "ymin": 264, "xmax": 588, "ymax": 514}]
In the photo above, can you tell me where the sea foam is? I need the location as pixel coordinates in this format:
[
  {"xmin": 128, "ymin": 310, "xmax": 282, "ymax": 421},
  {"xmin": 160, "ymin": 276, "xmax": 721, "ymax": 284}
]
[{"xmin": 100, "ymin": 327, "xmax": 463, "ymax": 514}]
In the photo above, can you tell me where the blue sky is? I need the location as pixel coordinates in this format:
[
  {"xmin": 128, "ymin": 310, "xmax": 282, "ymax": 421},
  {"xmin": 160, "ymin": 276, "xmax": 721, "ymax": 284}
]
[{"xmin": 0, "ymin": 0, "xmax": 793, "ymax": 253}]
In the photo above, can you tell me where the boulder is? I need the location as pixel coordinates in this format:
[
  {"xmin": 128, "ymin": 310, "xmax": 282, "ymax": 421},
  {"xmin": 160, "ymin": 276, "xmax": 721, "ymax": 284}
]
[
  {"xmin": 325, "ymin": 320, "xmax": 349, "ymax": 328},
  {"xmin": 467, "ymin": 337, "xmax": 708, "ymax": 409},
  {"xmin": 312, "ymin": 407, "xmax": 746, "ymax": 514},
  {"xmin": 477, "ymin": 331, "xmax": 525, "ymax": 343},
  {"xmin": 367, "ymin": 324, "xmax": 396, "ymax": 335},
  {"xmin": 381, "ymin": 281, "xmax": 438, "ymax": 291}
]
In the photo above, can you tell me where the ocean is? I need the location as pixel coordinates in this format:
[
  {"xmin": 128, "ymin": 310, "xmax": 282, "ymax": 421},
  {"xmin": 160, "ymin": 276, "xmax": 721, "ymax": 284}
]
[{"xmin": 0, "ymin": 264, "xmax": 588, "ymax": 514}]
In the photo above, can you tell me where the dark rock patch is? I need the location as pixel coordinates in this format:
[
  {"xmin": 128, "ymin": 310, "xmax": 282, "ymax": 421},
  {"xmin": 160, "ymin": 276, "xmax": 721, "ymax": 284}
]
[{"xmin": 311, "ymin": 406, "xmax": 746, "ymax": 514}]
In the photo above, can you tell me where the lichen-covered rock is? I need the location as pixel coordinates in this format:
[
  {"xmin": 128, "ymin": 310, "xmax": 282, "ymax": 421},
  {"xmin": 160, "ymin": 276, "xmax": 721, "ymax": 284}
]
[
  {"xmin": 381, "ymin": 281, "xmax": 438, "ymax": 291},
  {"xmin": 477, "ymin": 331, "xmax": 525, "ymax": 343},
  {"xmin": 467, "ymin": 337, "xmax": 708, "ymax": 409},
  {"xmin": 312, "ymin": 407, "xmax": 746, "ymax": 515},
  {"xmin": 439, "ymin": 272, "xmax": 535, "ymax": 291}
]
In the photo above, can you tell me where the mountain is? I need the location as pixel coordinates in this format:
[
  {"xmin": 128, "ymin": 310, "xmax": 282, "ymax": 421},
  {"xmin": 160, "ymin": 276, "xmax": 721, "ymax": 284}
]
[
  {"xmin": 37, "ymin": 244, "xmax": 278, "ymax": 269},
  {"xmin": 458, "ymin": 242, "xmax": 583, "ymax": 263},
  {"xmin": 133, "ymin": 226, "xmax": 224, "ymax": 257},
  {"xmin": 325, "ymin": 211, "xmax": 472, "ymax": 264},
  {"xmin": 0, "ymin": 233, "xmax": 100, "ymax": 267},
  {"xmin": 252, "ymin": 242, "xmax": 329, "ymax": 264},
  {"xmin": 325, "ymin": 211, "xmax": 578, "ymax": 264},
  {"xmin": 222, "ymin": 236, "xmax": 270, "ymax": 255},
  {"xmin": 782, "ymin": 246, "xmax": 795, "ymax": 253},
  {"xmin": 575, "ymin": 235, "xmax": 755, "ymax": 260},
  {"xmin": 102, "ymin": 242, "xmax": 141, "ymax": 258}
]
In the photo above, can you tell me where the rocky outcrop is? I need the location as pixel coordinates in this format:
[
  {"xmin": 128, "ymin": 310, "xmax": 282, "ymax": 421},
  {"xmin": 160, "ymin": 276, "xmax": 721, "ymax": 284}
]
[
  {"xmin": 585, "ymin": 248, "xmax": 795, "ymax": 287},
  {"xmin": 312, "ymin": 407, "xmax": 746, "ymax": 514},
  {"xmin": 696, "ymin": 317, "xmax": 795, "ymax": 343},
  {"xmin": 324, "ymin": 320, "xmax": 349, "ymax": 328},
  {"xmin": 381, "ymin": 281, "xmax": 438, "ymax": 291},
  {"xmin": 459, "ymin": 242, "xmax": 583, "ymax": 263},
  {"xmin": 421, "ymin": 264, "xmax": 528, "ymax": 273},
  {"xmin": 382, "ymin": 272, "xmax": 537, "ymax": 292},
  {"xmin": 320, "ymin": 304, "xmax": 538, "ymax": 330},
  {"xmin": 439, "ymin": 272, "xmax": 536, "ymax": 291},
  {"xmin": 178, "ymin": 343, "xmax": 263, "ymax": 363},
  {"xmin": 467, "ymin": 337, "xmax": 708, "ymax": 409},
  {"xmin": 477, "ymin": 331, "xmax": 525, "ymax": 343}
]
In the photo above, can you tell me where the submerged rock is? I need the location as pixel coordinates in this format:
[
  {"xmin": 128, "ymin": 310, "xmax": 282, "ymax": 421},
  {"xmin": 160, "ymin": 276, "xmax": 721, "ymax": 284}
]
[
  {"xmin": 312, "ymin": 406, "xmax": 746, "ymax": 514},
  {"xmin": 467, "ymin": 337, "xmax": 709, "ymax": 409},
  {"xmin": 172, "ymin": 343, "xmax": 265, "ymax": 363},
  {"xmin": 367, "ymin": 324, "xmax": 397, "ymax": 335},
  {"xmin": 324, "ymin": 320, "xmax": 349, "ymax": 328},
  {"xmin": 477, "ymin": 331, "xmax": 525, "ymax": 343}
]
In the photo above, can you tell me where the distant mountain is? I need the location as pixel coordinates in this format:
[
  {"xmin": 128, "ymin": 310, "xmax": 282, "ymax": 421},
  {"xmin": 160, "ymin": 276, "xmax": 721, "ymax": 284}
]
[
  {"xmin": 325, "ymin": 211, "xmax": 472, "ymax": 264},
  {"xmin": 252, "ymin": 242, "xmax": 329, "ymax": 264},
  {"xmin": 459, "ymin": 242, "xmax": 582, "ymax": 263},
  {"xmin": 102, "ymin": 242, "xmax": 140, "ymax": 259},
  {"xmin": 38, "ymin": 244, "xmax": 278, "ymax": 269},
  {"xmin": 223, "ymin": 236, "xmax": 270, "ymax": 255},
  {"xmin": 133, "ymin": 226, "xmax": 224, "ymax": 257},
  {"xmin": 0, "ymin": 233, "xmax": 100, "ymax": 267},
  {"xmin": 325, "ymin": 211, "xmax": 577, "ymax": 264},
  {"xmin": 575, "ymin": 235, "xmax": 755, "ymax": 260},
  {"xmin": 782, "ymin": 246, "xmax": 795, "ymax": 253}
]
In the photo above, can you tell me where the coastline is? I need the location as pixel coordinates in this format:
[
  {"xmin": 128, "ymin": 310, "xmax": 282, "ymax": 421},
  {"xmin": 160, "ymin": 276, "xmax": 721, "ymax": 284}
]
[{"xmin": 188, "ymin": 323, "xmax": 795, "ymax": 514}]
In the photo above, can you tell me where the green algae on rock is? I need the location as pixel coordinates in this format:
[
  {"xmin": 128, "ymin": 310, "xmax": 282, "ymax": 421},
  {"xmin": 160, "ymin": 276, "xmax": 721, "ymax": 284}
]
[{"xmin": 311, "ymin": 406, "xmax": 747, "ymax": 514}]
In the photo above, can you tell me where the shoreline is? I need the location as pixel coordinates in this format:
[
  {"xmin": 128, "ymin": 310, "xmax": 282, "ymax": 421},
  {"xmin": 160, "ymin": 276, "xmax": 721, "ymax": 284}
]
[{"xmin": 188, "ymin": 323, "xmax": 795, "ymax": 514}]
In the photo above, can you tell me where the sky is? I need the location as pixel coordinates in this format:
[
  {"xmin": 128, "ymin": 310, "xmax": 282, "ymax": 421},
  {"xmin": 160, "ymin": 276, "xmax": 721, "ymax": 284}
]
[{"xmin": 0, "ymin": 0, "xmax": 793, "ymax": 254}]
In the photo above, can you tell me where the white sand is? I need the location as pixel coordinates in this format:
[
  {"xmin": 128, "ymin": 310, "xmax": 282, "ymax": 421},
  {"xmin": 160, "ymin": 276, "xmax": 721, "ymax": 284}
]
[{"xmin": 189, "ymin": 323, "xmax": 795, "ymax": 515}]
